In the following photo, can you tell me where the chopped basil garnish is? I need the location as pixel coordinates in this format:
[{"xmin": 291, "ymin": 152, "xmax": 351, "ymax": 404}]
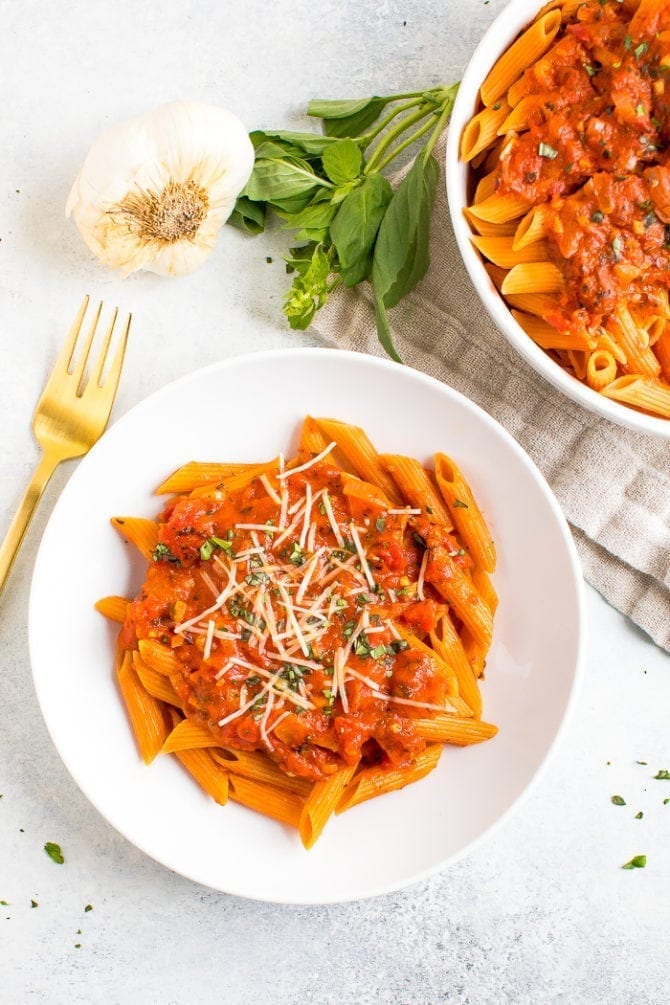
[
  {"xmin": 654, "ymin": 769, "xmax": 670, "ymax": 780},
  {"xmin": 44, "ymin": 842, "xmax": 64, "ymax": 864},
  {"xmin": 200, "ymin": 536, "xmax": 233, "ymax": 561},
  {"xmin": 634, "ymin": 42, "xmax": 649, "ymax": 59},
  {"xmin": 375, "ymin": 517, "xmax": 386, "ymax": 532},
  {"xmin": 370, "ymin": 645, "xmax": 387, "ymax": 660},
  {"xmin": 622, "ymin": 855, "xmax": 646, "ymax": 870},
  {"xmin": 151, "ymin": 543, "xmax": 181, "ymax": 565},
  {"xmin": 611, "ymin": 795, "xmax": 626, "ymax": 806}
]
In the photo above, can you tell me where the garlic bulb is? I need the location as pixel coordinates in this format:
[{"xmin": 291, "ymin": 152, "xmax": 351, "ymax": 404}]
[{"xmin": 66, "ymin": 101, "xmax": 255, "ymax": 276}]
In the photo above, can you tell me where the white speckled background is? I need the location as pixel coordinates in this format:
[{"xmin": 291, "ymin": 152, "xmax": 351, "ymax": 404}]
[{"xmin": 1, "ymin": 0, "xmax": 668, "ymax": 1001}]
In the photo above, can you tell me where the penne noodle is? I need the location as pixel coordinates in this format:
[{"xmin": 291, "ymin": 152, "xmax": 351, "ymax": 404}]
[
  {"xmin": 299, "ymin": 763, "xmax": 358, "ymax": 848},
  {"xmin": 480, "ymin": 9, "xmax": 561, "ymax": 106},
  {"xmin": 162, "ymin": 717, "xmax": 218, "ymax": 752},
  {"xmin": 511, "ymin": 310, "xmax": 595, "ymax": 352},
  {"xmin": 463, "ymin": 208, "xmax": 517, "ymax": 237},
  {"xmin": 472, "ymin": 236, "xmax": 550, "ymax": 269},
  {"xmin": 212, "ymin": 749, "xmax": 312, "ymax": 797},
  {"xmin": 468, "ymin": 193, "xmax": 530, "ymax": 224},
  {"xmin": 137, "ymin": 639, "xmax": 180, "ymax": 676},
  {"xmin": 426, "ymin": 549, "xmax": 494, "ymax": 650},
  {"xmin": 433, "ymin": 453, "xmax": 496, "ymax": 573},
  {"xmin": 314, "ymin": 418, "xmax": 402, "ymax": 504},
  {"xmin": 512, "ymin": 205, "xmax": 551, "ymax": 251},
  {"xmin": 414, "ymin": 715, "xmax": 498, "ymax": 745},
  {"xmin": 136, "ymin": 664, "xmax": 182, "ymax": 707},
  {"xmin": 155, "ymin": 461, "xmax": 261, "ymax": 495},
  {"xmin": 501, "ymin": 262, "xmax": 564, "ymax": 294},
  {"xmin": 335, "ymin": 746, "xmax": 443, "ymax": 813},
  {"xmin": 601, "ymin": 376, "xmax": 670, "ymax": 417},
  {"xmin": 430, "ymin": 614, "xmax": 483, "ymax": 719},
  {"xmin": 608, "ymin": 308, "xmax": 661, "ymax": 380},
  {"xmin": 460, "ymin": 102, "xmax": 511, "ymax": 162},
  {"xmin": 94, "ymin": 595, "xmax": 129, "ymax": 623},
  {"xmin": 229, "ymin": 775, "xmax": 304, "ymax": 827},
  {"xmin": 380, "ymin": 454, "xmax": 452, "ymax": 527},
  {"xmin": 111, "ymin": 516, "xmax": 159, "ymax": 561},
  {"xmin": 116, "ymin": 651, "xmax": 168, "ymax": 764}
]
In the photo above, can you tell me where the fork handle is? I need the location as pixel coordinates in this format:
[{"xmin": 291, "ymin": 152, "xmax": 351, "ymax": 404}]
[{"xmin": 0, "ymin": 452, "xmax": 61, "ymax": 600}]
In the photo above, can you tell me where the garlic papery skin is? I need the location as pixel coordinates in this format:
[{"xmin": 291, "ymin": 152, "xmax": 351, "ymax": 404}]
[{"xmin": 66, "ymin": 101, "xmax": 255, "ymax": 277}]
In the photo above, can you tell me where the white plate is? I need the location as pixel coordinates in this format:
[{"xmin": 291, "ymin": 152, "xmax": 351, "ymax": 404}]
[
  {"xmin": 29, "ymin": 348, "xmax": 585, "ymax": 904},
  {"xmin": 445, "ymin": 0, "xmax": 670, "ymax": 439}
]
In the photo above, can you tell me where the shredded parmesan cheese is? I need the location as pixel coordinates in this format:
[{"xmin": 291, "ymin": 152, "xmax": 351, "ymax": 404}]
[{"xmin": 277, "ymin": 442, "xmax": 336, "ymax": 479}]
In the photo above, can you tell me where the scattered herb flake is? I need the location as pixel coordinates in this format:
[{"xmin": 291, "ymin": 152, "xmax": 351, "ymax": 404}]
[
  {"xmin": 375, "ymin": 517, "xmax": 386, "ymax": 532},
  {"xmin": 30, "ymin": 900, "xmax": 38, "ymax": 908},
  {"xmin": 611, "ymin": 234, "xmax": 623, "ymax": 261},
  {"xmin": 452, "ymin": 499, "xmax": 469, "ymax": 509},
  {"xmin": 84, "ymin": 904, "xmax": 93, "ymax": 913},
  {"xmin": 654, "ymin": 769, "xmax": 670, "ymax": 780},
  {"xmin": 636, "ymin": 760, "xmax": 648, "ymax": 765},
  {"xmin": 611, "ymin": 795, "xmax": 626, "ymax": 806},
  {"xmin": 151, "ymin": 543, "xmax": 181, "ymax": 566},
  {"xmin": 622, "ymin": 855, "xmax": 646, "ymax": 870},
  {"xmin": 44, "ymin": 842, "xmax": 64, "ymax": 865},
  {"xmin": 634, "ymin": 42, "xmax": 649, "ymax": 59},
  {"xmin": 635, "ymin": 811, "xmax": 643, "ymax": 819}
]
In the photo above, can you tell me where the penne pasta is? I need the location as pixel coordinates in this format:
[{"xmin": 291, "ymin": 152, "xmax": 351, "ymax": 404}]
[
  {"xmin": 103, "ymin": 421, "xmax": 500, "ymax": 846},
  {"xmin": 116, "ymin": 651, "xmax": 168, "ymax": 764},
  {"xmin": 111, "ymin": 516, "xmax": 159, "ymax": 561},
  {"xmin": 461, "ymin": 0, "xmax": 670, "ymax": 420},
  {"xmin": 414, "ymin": 715, "xmax": 498, "ymax": 745},
  {"xmin": 380, "ymin": 454, "xmax": 452, "ymax": 526},
  {"xmin": 94, "ymin": 595, "xmax": 129, "ymax": 623},
  {"xmin": 156, "ymin": 461, "xmax": 261, "ymax": 495},
  {"xmin": 299, "ymin": 763, "xmax": 358, "ymax": 848},
  {"xmin": 335, "ymin": 746, "xmax": 443, "ymax": 813},
  {"xmin": 480, "ymin": 9, "xmax": 561, "ymax": 105},
  {"xmin": 433, "ymin": 453, "xmax": 496, "ymax": 572},
  {"xmin": 229, "ymin": 775, "xmax": 304, "ymax": 827}
]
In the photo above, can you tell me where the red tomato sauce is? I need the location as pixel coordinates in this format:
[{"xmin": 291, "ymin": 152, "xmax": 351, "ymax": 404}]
[
  {"xmin": 121, "ymin": 461, "xmax": 468, "ymax": 782},
  {"xmin": 496, "ymin": 0, "xmax": 670, "ymax": 335}
]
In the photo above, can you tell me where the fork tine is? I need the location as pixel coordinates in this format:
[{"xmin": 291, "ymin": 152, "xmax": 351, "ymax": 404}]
[
  {"xmin": 93, "ymin": 307, "xmax": 119, "ymax": 387},
  {"xmin": 102, "ymin": 313, "xmax": 131, "ymax": 397},
  {"xmin": 71, "ymin": 299, "xmax": 103, "ymax": 393},
  {"xmin": 54, "ymin": 295, "xmax": 90, "ymax": 375}
]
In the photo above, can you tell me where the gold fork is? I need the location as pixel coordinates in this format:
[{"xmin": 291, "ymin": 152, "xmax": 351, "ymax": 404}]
[{"xmin": 0, "ymin": 296, "xmax": 131, "ymax": 598}]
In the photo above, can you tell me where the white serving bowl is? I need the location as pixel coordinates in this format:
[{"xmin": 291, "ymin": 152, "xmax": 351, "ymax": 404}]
[
  {"xmin": 29, "ymin": 348, "xmax": 584, "ymax": 904},
  {"xmin": 445, "ymin": 0, "xmax": 670, "ymax": 439}
]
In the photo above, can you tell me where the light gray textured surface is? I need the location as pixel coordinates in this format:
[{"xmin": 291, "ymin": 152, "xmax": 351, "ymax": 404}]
[{"xmin": 1, "ymin": 0, "xmax": 668, "ymax": 1002}]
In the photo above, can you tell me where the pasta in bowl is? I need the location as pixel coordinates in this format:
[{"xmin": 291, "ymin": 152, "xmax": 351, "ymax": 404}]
[
  {"xmin": 99, "ymin": 418, "xmax": 498, "ymax": 849},
  {"xmin": 29, "ymin": 349, "xmax": 584, "ymax": 902},
  {"xmin": 446, "ymin": 0, "xmax": 670, "ymax": 437}
]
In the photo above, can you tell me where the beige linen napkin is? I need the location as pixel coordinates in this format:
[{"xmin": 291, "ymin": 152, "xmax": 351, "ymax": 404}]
[{"xmin": 311, "ymin": 135, "xmax": 670, "ymax": 653}]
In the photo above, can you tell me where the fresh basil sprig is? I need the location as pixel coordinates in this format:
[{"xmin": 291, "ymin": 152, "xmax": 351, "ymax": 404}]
[{"xmin": 228, "ymin": 84, "xmax": 459, "ymax": 360}]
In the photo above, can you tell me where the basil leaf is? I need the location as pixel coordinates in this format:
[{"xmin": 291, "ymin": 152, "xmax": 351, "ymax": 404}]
[
  {"xmin": 330, "ymin": 173, "xmax": 393, "ymax": 286},
  {"xmin": 268, "ymin": 192, "xmax": 316, "ymax": 215},
  {"xmin": 308, "ymin": 97, "xmax": 381, "ymax": 119},
  {"xmin": 251, "ymin": 139, "xmax": 306, "ymax": 161},
  {"xmin": 322, "ymin": 100, "xmax": 387, "ymax": 138},
  {"xmin": 228, "ymin": 196, "xmax": 266, "ymax": 235},
  {"xmin": 283, "ymin": 244, "xmax": 338, "ymax": 330},
  {"xmin": 370, "ymin": 153, "xmax": 439, "ymax": 358},
  {"xmin": 321, "ymin": 139, "xmax": 363, "ymax": 185},
  {"xmin": 373, "ymin": 153, "xmax": 438, "ymax": 311},
  {"xmin": 244, "ymin": 158, "xmax": 326, "ymax": 202},
  {"xmin": 276, "ymin": 199, "xmax": 337, "ymax": 233},
  {"xmin": 252, "ymin": 129, "xmax": 339, "ymax": 157},
  {"xmin": 622, "ymin": 855, "xmax": 646, "ymax": 870}
]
